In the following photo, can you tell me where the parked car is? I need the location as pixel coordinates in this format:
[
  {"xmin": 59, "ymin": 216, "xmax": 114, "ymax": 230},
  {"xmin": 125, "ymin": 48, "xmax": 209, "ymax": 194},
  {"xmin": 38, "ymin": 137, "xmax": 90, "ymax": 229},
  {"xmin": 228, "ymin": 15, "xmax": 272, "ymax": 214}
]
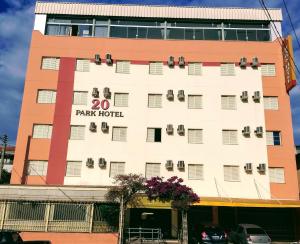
[
  {"xmin": 229, "ymin": 224, "xmax": 271, "ymax": 244},
  {"xmin": 190, "ymin": 225, "xmax": 228, "ymax": 244},
  {"xmin": 0, "ymin": 231, "xmax": 51, "ymax": 244}
]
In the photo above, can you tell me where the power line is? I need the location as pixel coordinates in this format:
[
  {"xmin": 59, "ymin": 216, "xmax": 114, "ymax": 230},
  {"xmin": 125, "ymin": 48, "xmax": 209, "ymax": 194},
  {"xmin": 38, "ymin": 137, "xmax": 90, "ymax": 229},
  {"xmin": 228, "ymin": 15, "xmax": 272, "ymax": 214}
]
[
  {"xmin": 282, "ymin": 0, "xmax": 300, "ymax": 48},
  {"xmin": 258, "ymin": 0, "xmax": 300, "ymax": 76}
]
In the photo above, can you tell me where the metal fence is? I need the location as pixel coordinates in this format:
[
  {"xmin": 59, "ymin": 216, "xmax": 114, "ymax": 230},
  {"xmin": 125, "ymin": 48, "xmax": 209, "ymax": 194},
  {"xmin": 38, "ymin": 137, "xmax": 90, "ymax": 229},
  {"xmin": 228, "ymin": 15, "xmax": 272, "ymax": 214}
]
[
  {"xmin": 126, "ymin": 227, "xmax": 163, "ymax": 243},
  {"xmin": 0, "ymin": 201, "xmax": 118, "ymax": 233}
]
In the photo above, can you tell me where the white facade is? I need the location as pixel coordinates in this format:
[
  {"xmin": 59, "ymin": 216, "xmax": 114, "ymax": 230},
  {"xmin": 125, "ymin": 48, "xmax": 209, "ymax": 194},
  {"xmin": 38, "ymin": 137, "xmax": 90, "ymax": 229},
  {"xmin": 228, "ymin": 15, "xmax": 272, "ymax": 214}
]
[{"xmin": 65, "ymin": 61, "xmax": 270, "ymax": 199}]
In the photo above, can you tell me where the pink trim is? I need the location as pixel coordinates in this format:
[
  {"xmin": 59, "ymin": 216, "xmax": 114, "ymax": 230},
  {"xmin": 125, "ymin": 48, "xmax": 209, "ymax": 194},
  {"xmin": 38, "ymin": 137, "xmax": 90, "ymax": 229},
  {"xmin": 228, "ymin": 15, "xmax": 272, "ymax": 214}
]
[{"xmin": 46, "ymin": 58, "xmax": 76, "ymax": 185}]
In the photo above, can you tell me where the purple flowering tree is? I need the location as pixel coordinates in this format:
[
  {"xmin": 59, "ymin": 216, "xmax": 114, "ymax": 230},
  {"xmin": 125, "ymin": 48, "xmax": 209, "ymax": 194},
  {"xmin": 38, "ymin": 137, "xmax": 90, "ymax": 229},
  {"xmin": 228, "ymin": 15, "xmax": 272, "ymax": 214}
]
[{"xmin": 145, "ymin": 176, "xmax": 200, "ymax": 244}]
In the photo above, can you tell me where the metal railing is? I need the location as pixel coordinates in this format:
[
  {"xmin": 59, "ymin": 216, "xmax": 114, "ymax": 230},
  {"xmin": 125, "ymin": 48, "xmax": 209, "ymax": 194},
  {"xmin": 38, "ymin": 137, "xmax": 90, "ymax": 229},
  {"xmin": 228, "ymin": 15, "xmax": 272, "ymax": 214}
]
[{"xmin": 126, "ymin": 227, "xmax": 163, "ymax": 243}]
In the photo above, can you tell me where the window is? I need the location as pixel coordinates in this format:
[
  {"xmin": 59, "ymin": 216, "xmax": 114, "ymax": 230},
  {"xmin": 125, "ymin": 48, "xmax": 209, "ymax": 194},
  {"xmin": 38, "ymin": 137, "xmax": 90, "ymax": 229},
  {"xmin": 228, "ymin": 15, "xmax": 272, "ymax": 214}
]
[
  {"xmin": 110, "ymin": 162, "xmax": 125, "ymax": 178},
  {"xmin": 27, "ymin": 160, "xmax": 48, "ymax": 176},
  {"xmin": 114, "ymin": 93, "xmax": 129, "ymax": 107},
  {"xmin": 148, "ymin": 94, "xmax": 162, "ymax": 108},
  {"xmin": 112, "ymin": 127, "xmax": 127, "ymax": 141},
  {"xmin": 269, "ymin": 167, "xmax": 285, "ymax": 183},
  {"xmin": 37, "ymin": 90, "xmax": 56, "ymax": 104},
  {"xmin": 266, "ymin": 131, "xmax": 281, "ymax": 145},
  {"xmin": 41, "ymin": 57, "xmax": 60, "ymax": 70},
  {"xmin": 70, "ymin": 125, "xmax": 85, "ymax": 140},
  {"xmin": 147, "ymin": 128, "xmax": 161, "ymax": 142},
  {"xmin": 145, "ymin": 163, "xmax": 160, "ymax": 178},
  {"xmin": 261, "ymin": 64, "xmax": 276, "ymax": 76},
  {"xmin": 220, "ymin": 63, "xmax": 235, "ymax": 76},
  {"xmin": 222, "ymin": 130, "xmax": 238, "ymax": 145},
  {"xmin": 188, "ymin": 129, "xmax": 203, "ymax": 144},
  {"xmin": 116, "ymin": 61, "xmax": 130, "ymax": 74},
  {"xmin": 76, "ymin": 59, "xmax": 90, "ymax": 72},
  {"xmin": 188, "ymin": 164, "xmax": 204, "ymax": 180},
  {"xmin": 73, "ymin": 91, "xmax": 88, "ymax": 105},
  {"xmin": 224, "ymin": 165, "xmax": 240, "ymax": 182},
  {"xmin": 149, "ymin": 62, "xmax": 163, "ymax": 75},
  {"xmin": 66, "ymin": 161, "xmax": 82, "ymax": 177},
  {"xmin": 188, "ymin": 63, "xmax": 202, "ymax": 75},
  {"xmin": 188, "ymin": 95, "xmax": 203, "ymax": 109},
  {"xmin": 221, "ymin": 95, "xmax": 236, "ymax": 110},
  {"xmin": 263, "ymin": 96, "xmax": 279, "ymax": 110},
  {"xmin": 32, "ymin": 124, "xmax": 52, "ymax": 139}
]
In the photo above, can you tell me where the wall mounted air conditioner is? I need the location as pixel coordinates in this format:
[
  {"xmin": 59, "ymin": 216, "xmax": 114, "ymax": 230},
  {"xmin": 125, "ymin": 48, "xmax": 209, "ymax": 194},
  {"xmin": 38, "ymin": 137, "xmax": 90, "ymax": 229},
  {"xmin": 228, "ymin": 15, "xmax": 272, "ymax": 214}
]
[
  {"xmin": 103, "ymin": 87, "xmax": 111, "ymax": 99},
  {"xmin": 101, "ymin": 122, "xmax": 109, "ymax": 133},
  {"xmin": 177, "ymin": 125, "xmax": 185, "ymax": 135},
  {"xmin": 177, "ymin": 160, "xmax": 185, "ymax": 170},
  {"xmin": 98, "ymin": 158, "xmax": 107, "ymax": 168},
  {"xmin": 251, "ymin": 57, "xmax": 259, "ymax": 68},
  {"xmin": 240, "ymin": 91, "xmax": 248, "ymax": 102},
  {"xmin": 257, "ymin": 163, "xmax": 266, "ymax": 173},
  {"xmin": 166, "ymin": 90, "xmax": 174, "ymax": 100},
  {"xmin": 254, "ymin": 126, "xmax": 263, "ymax": 137},
  {"xmin": 166, "ymin": 124, "xmax": 174, "ymax": 135},
  {"xmin": 252, "ymin": 91, "xmax": 260, "ymax": 102},
  {"xmin": 168, "ymin": 56, "xmax": 175, "ymax": 67},
  {"xmin": 166, "ymin": 160, "xmax": 174, "ymax": 170},
  {"xmin": 95, "ymin": 54, "xmax": 101, "ymax": 64},
  {"xmin": 178, "ymin": 56, "xmax": 185, "ymax": 67},
  {"xmin": 92, "ymin": 88, "xmax": 99, "ymax": 98},
  {"xmin": 244, "ymin": 163, "xmax": 252, "ymax": 173},
  {"xmin": 89, "ymin": 122, "xmax": 97, "ymax": 132},
  {"xmin": 86, "ymin": 158, "xmax": 94, "ymax": 168},
  {"xmin": 239, "ymin": 57, "xmax": 247, "ymax": 68},
  {"xmin": 242, "ymin": 126, "xmax": 251, "ymax": 137},
  {"xmin": 177, "ymin": 90, "xmax": 185, "ymax": 101},
  {"xmin": 106, "ymin": 53, "xmax": 113, "ymax": 65}
]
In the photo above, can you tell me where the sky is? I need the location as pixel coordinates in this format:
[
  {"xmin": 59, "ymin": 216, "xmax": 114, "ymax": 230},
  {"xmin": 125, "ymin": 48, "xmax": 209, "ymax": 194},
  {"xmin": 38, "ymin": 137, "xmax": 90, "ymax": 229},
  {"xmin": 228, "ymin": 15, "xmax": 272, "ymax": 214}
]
[{"xmin": 0, "ymin": 0, "xmax": 300, "ymax": 146}]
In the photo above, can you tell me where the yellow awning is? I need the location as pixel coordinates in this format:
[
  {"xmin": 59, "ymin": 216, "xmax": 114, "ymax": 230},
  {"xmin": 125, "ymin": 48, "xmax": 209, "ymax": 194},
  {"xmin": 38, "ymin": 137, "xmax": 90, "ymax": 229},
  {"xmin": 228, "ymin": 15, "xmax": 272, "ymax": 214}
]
[{"xmin": 129, "ymin": 197, "xmax": 300, "ymax": 209}]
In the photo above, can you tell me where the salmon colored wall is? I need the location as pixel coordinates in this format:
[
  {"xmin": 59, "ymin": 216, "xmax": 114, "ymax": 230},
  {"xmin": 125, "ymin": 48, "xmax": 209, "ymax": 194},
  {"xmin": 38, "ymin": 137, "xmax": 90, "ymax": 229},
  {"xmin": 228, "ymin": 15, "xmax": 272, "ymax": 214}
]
[
  {"xmin": 11, "ymin": 31, "xmax": 299, "ymax": 199},
  {"xmin": 20, "ymin": 232, "xmax": 117, "ymax": 244}
]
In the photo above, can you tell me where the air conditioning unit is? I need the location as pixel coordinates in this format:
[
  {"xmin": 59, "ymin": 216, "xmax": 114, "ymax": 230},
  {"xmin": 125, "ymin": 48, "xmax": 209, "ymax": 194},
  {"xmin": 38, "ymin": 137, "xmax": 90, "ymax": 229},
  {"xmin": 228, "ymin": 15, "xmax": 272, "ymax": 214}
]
[
  {"xmin": 177, "ymin": 90, "xmax": 185, "ymax": 101},
  {"xmin": 98, "ymin": 158, "xmax": 107, "ymax": 168},
  {"xmin": 242, "ymin": 126, "xmax": 251, "ymax": 136},
  {"xmin": 106, "ymin": 53, "xmax": 113, "ymax": 65},
  {"xmin": 239, "ymin": 57, "xmax": 247, "ymax": 68},
  {"xmin": 257, "ymin": 163, "xmax": 266, "ymax": 173},
  {"xmin": 251, "ymin": 57, "xmax": 259, "ymax": 68},
  {"xmin": 89, "ymin": 122, "xmax": 97, "ymax": 132},
  {"xmin": 86, "ymin": 158, "xmax": 94, "ymax": 168},
  {"xmin": 95, "ymin": 54, "xmax": 101, "ymax": 64},
  {"xmin": 178, "ymin": 56, "xmax": 185, "ymax": 67},
  {"xmin": 92, "ymin": 88, "xmax": 99, "ymax": 98},
  {"xmin": 166, "ymin": 90, "xmax": 174, "ymax": 100},
  {"xmin": 101, "ymin": 122, "xmax": 109, "ymax": 133},
  {"xmin": 166, "ymin": 160, "xmax": 173, "ymax": 170},
  {"xmin": 255, "ymin": 126, "xmax": 263, "ymax": 137},
  {"xmin": 244, "ymin": 163, "xmax": 252, "ymax": 173},
  {"xmin": 168, "ymin": 56, "xmax": 175, "ymax": 67},
  {"xmin": 103, "ymin": 87, "xmax": 111, "ymax": 99},
  {"xmin": 166, "ymin": 124, "xmax": 174, "ymax": 134},
  {"xmin": 240, "ymin": 91, "xmax": 248, "ymax": 102},
  {"xmin": 252, "ymin": 91, "xmax": 260, "ymax": 102},
  {"xmin": 177, "ymin": 125, "xmax": 185, "ymax": 135},
  {"xmin": 177, "ymin": 161, "xmax": 185, "ymax": 170}
]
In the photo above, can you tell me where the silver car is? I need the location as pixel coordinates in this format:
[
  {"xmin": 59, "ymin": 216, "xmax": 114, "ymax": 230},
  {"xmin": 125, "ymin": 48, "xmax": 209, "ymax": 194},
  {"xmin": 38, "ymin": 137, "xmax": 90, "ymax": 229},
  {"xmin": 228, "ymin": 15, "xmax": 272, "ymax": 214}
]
[{"xmin": 229, "ymin": 224, "xmax": 271, "ymax": 244}]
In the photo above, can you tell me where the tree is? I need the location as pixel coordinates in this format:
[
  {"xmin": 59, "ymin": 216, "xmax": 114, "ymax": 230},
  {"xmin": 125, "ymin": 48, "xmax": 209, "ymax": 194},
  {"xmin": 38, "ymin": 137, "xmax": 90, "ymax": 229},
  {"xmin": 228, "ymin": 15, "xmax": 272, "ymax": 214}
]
[
  {"xmin": 145, "ymin": 176, "xmax": 200, "ymax": 244},
  {"xmin": 105, "ymin": 174, "xmax": 145, "ymax": 244},
  {"xmin": 0, "ymin": 169, "xmax": 11, "ymax": 184}
]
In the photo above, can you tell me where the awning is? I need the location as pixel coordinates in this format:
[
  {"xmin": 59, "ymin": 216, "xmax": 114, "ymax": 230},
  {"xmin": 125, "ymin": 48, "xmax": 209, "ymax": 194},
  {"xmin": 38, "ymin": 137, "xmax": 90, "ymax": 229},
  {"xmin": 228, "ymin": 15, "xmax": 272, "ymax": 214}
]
[{"xmin": 130, "ymin": 197, "xmax": 300, "ymax": 209}]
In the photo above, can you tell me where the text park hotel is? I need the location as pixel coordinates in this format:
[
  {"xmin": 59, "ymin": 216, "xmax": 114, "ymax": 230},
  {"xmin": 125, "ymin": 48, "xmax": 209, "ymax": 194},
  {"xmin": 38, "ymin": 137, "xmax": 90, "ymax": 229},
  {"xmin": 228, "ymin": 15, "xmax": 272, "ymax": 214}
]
[{"xmin": 6, "ymin": 1, "xmax": 300, "ymax": 241}]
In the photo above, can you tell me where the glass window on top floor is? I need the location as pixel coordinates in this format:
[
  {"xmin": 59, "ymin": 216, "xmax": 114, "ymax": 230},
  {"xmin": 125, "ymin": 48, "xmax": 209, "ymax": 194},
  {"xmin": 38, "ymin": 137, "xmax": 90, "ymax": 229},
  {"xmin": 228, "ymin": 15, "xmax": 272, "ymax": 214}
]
[
  {"xmin": 46, "ymin": 16, "xmax": 93, "ymax": 37},
  {"xmin": 223, "ymin": 22, "xmax": 270, "ymax": 41},
  {"xmin": 110, "ymin": 19, "xmax": 165, "ymax": 39}
]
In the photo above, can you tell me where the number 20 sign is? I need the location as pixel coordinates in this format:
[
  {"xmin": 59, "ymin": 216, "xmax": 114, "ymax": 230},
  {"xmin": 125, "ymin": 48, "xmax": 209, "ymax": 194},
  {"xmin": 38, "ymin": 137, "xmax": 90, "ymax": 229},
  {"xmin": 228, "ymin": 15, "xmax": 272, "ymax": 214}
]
[{"xmin": 91, "ymin": 99, "xmax": 110, "ymax": 110}]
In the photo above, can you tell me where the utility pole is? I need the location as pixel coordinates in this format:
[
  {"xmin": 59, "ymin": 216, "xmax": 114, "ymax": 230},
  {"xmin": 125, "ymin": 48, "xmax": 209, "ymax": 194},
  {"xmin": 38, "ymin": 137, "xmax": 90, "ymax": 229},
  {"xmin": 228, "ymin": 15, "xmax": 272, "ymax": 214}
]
[{"xmin": 0, "ymin": 134, "xmax": 8, "ymax": 182}]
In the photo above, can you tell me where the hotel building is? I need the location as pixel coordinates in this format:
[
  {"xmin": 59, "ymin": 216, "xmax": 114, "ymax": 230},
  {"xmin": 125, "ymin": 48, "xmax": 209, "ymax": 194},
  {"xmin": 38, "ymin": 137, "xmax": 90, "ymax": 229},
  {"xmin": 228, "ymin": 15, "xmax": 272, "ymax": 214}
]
[{"xmin": 3, "ymin": 1, "xmax": 300, "ymax": 243}]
